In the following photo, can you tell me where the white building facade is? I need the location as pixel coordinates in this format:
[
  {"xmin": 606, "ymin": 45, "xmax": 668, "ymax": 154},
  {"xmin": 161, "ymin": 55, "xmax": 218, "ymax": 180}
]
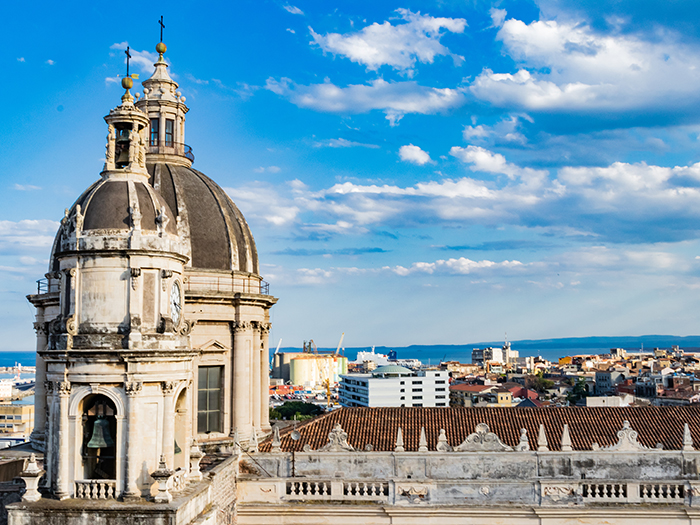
[{"xmin": 339, "ymin": 366, "xmax": 449, "ymax": 407}]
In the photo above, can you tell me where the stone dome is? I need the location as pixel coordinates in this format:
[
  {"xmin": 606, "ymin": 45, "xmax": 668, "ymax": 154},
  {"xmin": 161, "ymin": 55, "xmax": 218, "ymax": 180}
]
[
  {"xmin": 49, "ymin": 177, "xmax": 178, "ymax": 272},
  {"xmin": 147, "ymin": 162, "xmax": 259, "ymax": 274}
]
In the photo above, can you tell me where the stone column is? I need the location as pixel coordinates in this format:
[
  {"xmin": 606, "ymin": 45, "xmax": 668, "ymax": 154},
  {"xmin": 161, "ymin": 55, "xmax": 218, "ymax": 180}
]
[
  {"xmin": 123, "ymin": 381, "xmax": 143, "ymax": 500},
  {"xmin": 43, "ymin": 381, "xmax": 55, "ymax": 492},
  {"xmin": 161, "ymin": 381, "xmax": 176, "ymax": 467},
  {"xmin": 30, "ymin": 320, "xmax": 48, "ymax": 450},
  {"xmin": 54, "ymin": 381, "xmax": 71, "ymax": 500},
  {"xmin": 260, "ymin": 323, "xmax": 271, "ymax": 432},
  {"xmin": 252, "ymin": 323, "xmax": 261, "ymax": 433},
  {"xmin": 232, "ymin": 321, "xmax": 253, "ymax": 442}
]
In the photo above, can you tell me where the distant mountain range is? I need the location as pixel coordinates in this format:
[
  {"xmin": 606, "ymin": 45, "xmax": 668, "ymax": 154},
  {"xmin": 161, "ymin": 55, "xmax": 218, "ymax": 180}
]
[{"xmin": 280, "ymin": 335, "xmax": 700, "ymax": 362}]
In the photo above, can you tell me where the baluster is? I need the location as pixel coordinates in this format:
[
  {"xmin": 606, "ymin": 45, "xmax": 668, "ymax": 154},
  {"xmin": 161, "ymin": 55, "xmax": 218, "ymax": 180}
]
[
  {"xmin": 362, "ymin": 483, "xmax": 368, "ymax": 496},
  {"xmin": 370, "ymin": 483, "xmax": 377, "ymax": 496},
  {"xmin": 314, "ymin": 482, "xmax": 320, "ymax": 496},
  {"xmin": 321, "ymin": 482, "xmax": 328, "ymax": 496}
]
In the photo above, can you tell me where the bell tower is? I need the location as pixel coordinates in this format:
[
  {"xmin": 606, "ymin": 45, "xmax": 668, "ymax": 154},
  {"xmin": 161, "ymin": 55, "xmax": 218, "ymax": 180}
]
[{"xmin": 27, "ymin": 66, "xmax": 198, "ymax": 500}]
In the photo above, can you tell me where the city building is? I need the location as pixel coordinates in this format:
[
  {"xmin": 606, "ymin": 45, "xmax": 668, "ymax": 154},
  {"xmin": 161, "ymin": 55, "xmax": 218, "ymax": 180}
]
[
  {"xmin": 0, "ymin": 404, "xmax": 34, "ymax": 437},
  {"xmin": 271, "ymin": 352, "xmax": 348, "ymax": 389},
  {"xmin": 339, "ymin": 365, "xmax": 449, "ymax": 407}
]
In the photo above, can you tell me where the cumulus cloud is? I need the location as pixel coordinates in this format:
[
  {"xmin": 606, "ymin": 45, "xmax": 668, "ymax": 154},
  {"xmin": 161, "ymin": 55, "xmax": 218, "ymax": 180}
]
[
  {"xmin": 470, "ymin": 13, "xmax": 700, "ymax": 115},
  {"xmin": 309, "ymin": 9, "xmax": 466, "ymax": 76},
  {"xmin": 17, "ymin": 57, "xmax": 25, "ymax": 63},
  {"xmin": 389, "ymin": 257, "xmax": 525, "ymax": 276},
  {"xmin": 254, "ymin": 166, "xmax": 281, "ymax": 173},
  {"xmin": 265, "ymin": 77, "xmax": 466, "ymax": 125},
  {"xmin": 223, "ymin": 145, "xmax": 700, "ymax": 245},
  {"xmin": 46, "ymin": 59, "xmax": 55, "ymax": 65},
  {"xmin": 13, "ymin": 184, "xmax": 41, "ymax": 191},
  {"xmin": 399, "ymin": 144, "xmax": 432, "ymax": 165}
]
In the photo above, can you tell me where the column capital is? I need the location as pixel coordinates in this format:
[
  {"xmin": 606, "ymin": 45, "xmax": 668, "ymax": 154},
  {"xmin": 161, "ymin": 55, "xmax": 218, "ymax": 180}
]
[
  {"xmin": 233, "ymin": 320, "xmax": 252, "ymax": 333},
  {"xmin": 56, "ymin": 381, "xmax": 71, "ymax": 397},
  {"xmin": 125, "ymin": 381, "xmax": 143, "ymax": 396},
  {"xmin": 44, "ymin": 380, "xmax": 54, "ymax": 394},
  {"xmin": 161, "ymin": 380, "xmax": 176, "ymax": 394},
  {"xmin": 33, "ymin": 321, "xmax": 48, "ymax": 335}
]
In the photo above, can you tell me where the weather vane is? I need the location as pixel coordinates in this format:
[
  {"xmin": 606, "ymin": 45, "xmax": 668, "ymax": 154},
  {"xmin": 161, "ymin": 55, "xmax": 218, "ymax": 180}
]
[
  {"xmin": 125, "ymin": 46, "xmax": 131, "ymax": 77},
  {"xmin": 159, "ymin": 16, "xmax": 165, "ymax": 42}
]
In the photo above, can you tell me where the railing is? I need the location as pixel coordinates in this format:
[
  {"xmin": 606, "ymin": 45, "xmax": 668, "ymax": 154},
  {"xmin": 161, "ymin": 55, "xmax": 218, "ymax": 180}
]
[
  {"xmin": 284, "ymin": 480, "xmax": 388, "ymax": 502},
  {"xmin": 169, "ymin": 468, "xmax": 188, "ymax": 493},
  {"xmin": 184, "ymin": 276, "xmax": 270, "ymax": 296},
  {"xmin": 286, "ymin": 481, "xmax": 330, "ymax": 499},
  {"xmin": 581, "ymin": 483, "xmax": 627, "ymax": 500},
  {"xmin": 36, "ymin": 278, "xmax": 59, "ymax": 294},
  {"xmin": 640, "ymin": 484, "xmax": 685, "ymax": 502},
  {"xmin": 344, "ymin": 482, "xmax": 389, "ymax": 499},
  {"xmin": 75, "ymin": 479, "xmax": 117, "ymax": 499},
  {"xmin": 148, "ymin": 141, "xmax": 195, "ymax": 163}
]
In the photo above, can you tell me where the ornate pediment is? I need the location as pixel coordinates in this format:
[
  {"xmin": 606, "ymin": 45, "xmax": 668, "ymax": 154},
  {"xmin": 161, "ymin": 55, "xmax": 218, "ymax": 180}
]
[
  {"xmin": 456, "ymin": 423, "xmax": 513, "ymax": 452},
  {"xmin": 603, "ymin": 420, "xmax": 649, "ymax": 452},
  {"xmin": 199, "ymin": 339, "xmax": 228, "ymax": 351},
  {"xmin": 319, "ymin": 423, "xmax": 354, "ymax": 452}
]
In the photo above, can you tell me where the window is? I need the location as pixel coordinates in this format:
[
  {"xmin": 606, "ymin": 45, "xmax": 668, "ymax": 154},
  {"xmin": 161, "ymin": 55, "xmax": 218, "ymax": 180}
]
[
  {"xmin": 165, "ymin": 119, "xmax": 174, "ymax": 146},
  {"xmin": 150, "ymin": 119, "xmax": 160, "ymax": 146},
  {"xmin": 436, "ymin": 403, "xmax": 446, "ymax": 407},
  {"xmin": 436, "ymin": 387, "xmax": 446, "ymax": 391},
  {"xmin": 412, "ymin": 388, "xmax": 422, "ymax": 392},
  {"xmin": 412, "ymin": 380, "xmax": 422, "ymax": 384},
  {"xmin": 436, "ymin": 395, "xmax": 446, "ymax": 399},
  {"xmin": 413, "ymin": 403, "xmax": 423, "ymax": 407},
  {"xmin": 436, "ymin": 380, "xmax": 446, "ymax": 384},
  {"xmin": 400, "ymin": 388, "xmax": 405, "ymax": 393},
  {"xmin": 413, "ymin": 395, "xmax": 423, "ymax": 400},
  {"xmin": 400, "ymin": 396, "xmax": 405, "ymax": 400},
  {"xmin": 400, "ymin": 381, "xmax": 405, "ymax": 385},
  {"xmin": 198, "ymin": 366, "xmax": 222, "ymax": 434}
]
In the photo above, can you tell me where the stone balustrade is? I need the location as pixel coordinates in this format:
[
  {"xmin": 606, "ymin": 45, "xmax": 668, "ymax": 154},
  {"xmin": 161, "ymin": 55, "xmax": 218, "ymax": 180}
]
[
  {"xmin": 74, "ymin": 480, "xmax": 117, "ymax": 500},
  {"xmin": 240, "ymin": 478, "xmax": 699, "ymax": 507},
  {"xmin": 169, "ymin": 468, "xmax": 188, "ymax": 493}
]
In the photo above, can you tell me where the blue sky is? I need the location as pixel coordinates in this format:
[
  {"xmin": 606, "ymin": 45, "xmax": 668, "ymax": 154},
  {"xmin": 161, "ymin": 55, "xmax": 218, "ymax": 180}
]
[{"xmin": 4, "ymin": 0, "xmax": 700, "ymax": 351}]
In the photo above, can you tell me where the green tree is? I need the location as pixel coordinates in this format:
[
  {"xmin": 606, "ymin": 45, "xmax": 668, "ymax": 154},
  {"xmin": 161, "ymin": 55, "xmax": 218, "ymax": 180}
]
[
  {"xmin": 270, "ymin": 401, "xmax": 324, "ymax": 421},
  {"xmin": 566, "ymin": 378, "xmax": 589, "ymax": 405}
]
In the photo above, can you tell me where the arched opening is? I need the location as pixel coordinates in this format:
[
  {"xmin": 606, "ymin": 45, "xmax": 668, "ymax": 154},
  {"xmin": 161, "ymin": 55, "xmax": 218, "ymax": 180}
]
[
  {"xmin": 81, "ymin": 395, "xmax": 117, "ymax": 480},
  {"xmin": 174, "ymin": 388, "xmax": 188, "ymax": 470}
]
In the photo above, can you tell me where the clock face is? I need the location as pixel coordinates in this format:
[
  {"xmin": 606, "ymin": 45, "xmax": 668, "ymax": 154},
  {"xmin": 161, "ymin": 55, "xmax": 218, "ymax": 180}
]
[{"xmin": 170, "ymin": 281, "xmax": 182, "ymax": 327}]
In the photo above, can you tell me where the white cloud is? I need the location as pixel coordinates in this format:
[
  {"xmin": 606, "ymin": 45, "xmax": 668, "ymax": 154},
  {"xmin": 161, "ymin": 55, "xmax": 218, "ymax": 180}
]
[
  {"xmin": 110, "ymin": 42, "xmax": 159, "ymax": 74},
  {"xmin": 389, "ymin": 257, "xmax": 525, "ymax": 276},
  {"xmin": 105, "ymin": 76, "xmax": 120, "ymax": 84},
  {"xmin": 284, "ymin": 5, "xmax": 304, "ymax": 15},
  {"xmin": 314, "ymin": 138, "xmax": 380, "ymax": 148},
  {"xmin": 399, "ymin": 144, "xmax": 432, "ymax": 165},
  {"xmin": 17, "ymin": 57, "xmax": 25, "ymax": 63},
  {"xmin": 13, "ymin": 184, "xmax": 41, "ymax": 191},
  {"xmin": 470, "ymin": 14, "xmax": 700, "ymax": 112},
  {"xmin": 0, "ymin": 220, "xmax": 59, "ymax": 248},
  {"xmin": 254, "ymin": 166, "xmax": 281, "ymax": 173},
  {"xmin": 46, "ymin": 59, "xmax": 54, "ymax": 65},
  {"xmin": 310, "ymin": 9, "xmax": 466, "ymax": 76},
  {"xmin": 287, "ymin": 28, "xmax": 296, "ymax": 34},
  {"xmin": 490, "ymin": 8, "xmax": 507, "ymax": 28},
  {"xmin": 450, "ymin": 145, "xmax": 548, "ymax": 187},
  {"xmin": 265, "ymin": 77, "xmax": 466, "ymax": 125}
]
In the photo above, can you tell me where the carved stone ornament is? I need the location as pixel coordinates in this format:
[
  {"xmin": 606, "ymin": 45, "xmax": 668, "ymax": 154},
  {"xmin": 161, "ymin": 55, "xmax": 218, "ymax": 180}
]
[
  {"xmin": 44, "ymin": 381, "xmax": 54, "ymax": 394},
  {"xmin": 394, "ymin": 427, "xmax": 405, "ymax": 452},
  {"xmin": 75, "ymin": 204, "xmax": 84, "ymax": 232},
  {"xmin": 156, "ymin": 206, "xmax": 170, "ymax": 236},
  {"xmin": 130, "ymin": 268, "xmax": 141, "ymax": 290},
  {"xmin": 436, "ymin": 429, "xmax": 452, "ymax": 452},
  {"xmin": 179, "ymin": 319, "xmax": 197, "ymax": 336},
  {"xmin": 124, "ymin": 381, "xmax": 143, "ymax": 396},
  {"xmin": 684, "ymin": 423, "xmax": 694, "ymax": 451},
  {"xmin": 456, "ymin": 423, "xmax": 513, "ymax": 452},
  {"xmin": 319, "ymin": 423, "xmax": 354, "ymax": 452},
  {"xmin": 233, "ymin": 320, "xmax": 252, "ymax": 333},
  {"xmin": 398, "ymin": 485, "xmax": 428, "ymax": 504},
  {"xmin": 33, "ymin": 321, "xmax": 48, "ymax": 335},
  {"xmin": 271, "ymin": 425, "xmax": 282, "ymax": 453},
  {"xmin": 515, "ymin": 428, "xmax": 530, "ymax": 452},
  {"xmin": 64, "ymin": 315, "xmax": 77, "ymax": 336},
  {"xmin": 603, "ymin": 420, "xmax": 649, "ymax": 451},
  {"xmin": 57, "ymin": 381, "xmax": 71, "ymax": 396},
  {"xmin": 537, "ymin": 423, "xmax": 549, "ymax": 452},
  {"xmin": 542, "ymin": 484, "xmax": 575, "ymax": 502},
  {"xmin": 161, "ymin": 381, "xmax": 176, "ymax": 394}
]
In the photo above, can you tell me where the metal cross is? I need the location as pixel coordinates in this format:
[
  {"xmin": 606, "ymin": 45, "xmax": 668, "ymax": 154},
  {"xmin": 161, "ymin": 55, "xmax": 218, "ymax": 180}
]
[
  {"xmin": 125, "ymin": 46, "xmax": 131, "ymax": 77},
  {"xmin": 159, "ymin": 16, "xmax": 165, "ymax": 42}
]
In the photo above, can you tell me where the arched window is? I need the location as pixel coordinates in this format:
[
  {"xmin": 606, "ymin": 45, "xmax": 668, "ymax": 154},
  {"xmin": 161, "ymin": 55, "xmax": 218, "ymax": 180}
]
[{"xmin": 81, "ymin": 395, "xmax": 117, "ymax": 480}]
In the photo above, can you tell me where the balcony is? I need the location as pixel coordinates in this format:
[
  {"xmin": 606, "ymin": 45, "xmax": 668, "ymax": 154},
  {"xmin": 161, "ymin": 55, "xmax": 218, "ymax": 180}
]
[
  {"xmin": 148, "ymin": 141, "xmax": 195, "ymax": 163},
  {"xmin": 184, "ymin": 275, "xmax": 270, "ymax": 296}
]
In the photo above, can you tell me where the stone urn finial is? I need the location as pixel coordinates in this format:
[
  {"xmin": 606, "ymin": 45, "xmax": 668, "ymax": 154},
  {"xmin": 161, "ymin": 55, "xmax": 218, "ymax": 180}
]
[
  {"xmin": 20, "ymin": 454, "xmax": 44, "ymax": 503},
  {"xmin": 151, "ymin": 455, "xmax": 174, "ymax": 503}
]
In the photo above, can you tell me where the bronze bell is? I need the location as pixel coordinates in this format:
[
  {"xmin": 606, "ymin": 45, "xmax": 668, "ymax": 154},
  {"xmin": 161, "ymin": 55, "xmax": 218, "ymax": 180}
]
[
  {"xmin": 87, "ymin": 416, "xmax": 115, "ymax": 449},
  {"xmin": 115, "ymin": 129, "xmax": 131, "ymax": 168},
  {"xmin": 174, "ymin": 439, "xmax": 181, "ymax": 454}
]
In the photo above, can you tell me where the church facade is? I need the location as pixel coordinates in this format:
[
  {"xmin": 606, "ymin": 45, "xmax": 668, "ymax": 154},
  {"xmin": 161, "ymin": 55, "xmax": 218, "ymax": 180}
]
[
  {"xmin": 8, "ymin": 39, "xmax": 700, "ymax": 525},
  {"xmin": 21, "ymin": 39, "xmax": 275, "ymax": 505}
]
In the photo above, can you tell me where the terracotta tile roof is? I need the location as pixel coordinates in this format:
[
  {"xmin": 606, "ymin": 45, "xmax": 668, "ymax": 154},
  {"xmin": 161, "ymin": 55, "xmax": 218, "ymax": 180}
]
[
  {"xmin": 259, "ymin": 406, "xmax": 700, "ymax": 452},
  {"xmin": 449, "ymin": 384, "xmax": 492, "ymax": 393}
]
